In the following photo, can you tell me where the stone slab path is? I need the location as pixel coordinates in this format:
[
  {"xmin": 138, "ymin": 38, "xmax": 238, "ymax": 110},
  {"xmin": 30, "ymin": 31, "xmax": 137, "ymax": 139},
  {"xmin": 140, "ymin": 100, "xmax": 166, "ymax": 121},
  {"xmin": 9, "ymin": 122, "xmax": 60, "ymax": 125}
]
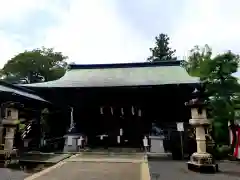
[
  {"xmin": 31, "ymin": 161, "xmax": 141, "ymax": 180},
  {"xmin": 19, "ymin": 153, "xmax": 71, "ymax": 163},
  {"xmin": 0, "ymin": 168, "xmax": 30, "ymax": 180},
  {"xmin": 149, "ymin": 160, "xmax": 240, "ymax": 180},
  {"xmin": 24, "ymin": 153, "xmax": 150, "ymax": 180}
]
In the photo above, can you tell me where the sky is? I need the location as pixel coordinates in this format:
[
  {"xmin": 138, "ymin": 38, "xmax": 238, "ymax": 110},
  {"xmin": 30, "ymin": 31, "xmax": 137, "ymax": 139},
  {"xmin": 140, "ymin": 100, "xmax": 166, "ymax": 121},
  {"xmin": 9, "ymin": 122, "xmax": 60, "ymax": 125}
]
[{"xmin": 1, "ymin": 0, "xmax": 240, "ymax": 68}]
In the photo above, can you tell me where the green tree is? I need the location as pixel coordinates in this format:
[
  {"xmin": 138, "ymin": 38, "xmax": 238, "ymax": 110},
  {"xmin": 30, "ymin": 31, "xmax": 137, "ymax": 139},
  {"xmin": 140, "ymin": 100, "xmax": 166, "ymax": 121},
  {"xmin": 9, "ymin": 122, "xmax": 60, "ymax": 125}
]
[
  {"xmin": 147, "ymin": 33, "xmax": 176, "ymax": 62},
  {"xmin": 1, "ymin": 47, "xmax": 68, "ymax": 84},
  {"xmin": 183, "ymin": 45, "xmax": 240, "ymax": 148}
]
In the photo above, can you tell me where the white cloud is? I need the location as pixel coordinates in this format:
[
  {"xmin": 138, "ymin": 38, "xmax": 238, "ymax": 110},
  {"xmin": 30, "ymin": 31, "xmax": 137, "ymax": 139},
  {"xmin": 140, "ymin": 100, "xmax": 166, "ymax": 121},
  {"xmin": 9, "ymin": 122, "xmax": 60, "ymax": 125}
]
[
  {"xmin": 0, "ymin": 31, "xmax": 24, "ymax": 62},
  {"xmin": 0, "ymin": 0, "xmax": 36, "ymax": 23},
  {"xmin": 0, "ymin": 0, "xmax": 37, "ymax": 66},
  {"xmin": 0, "ymin": 0, "xmax": 57, "ymax": 67},
  {"xmin": 0, "ymin": 0, "xmax": 55, "ymax": 24},
  {"xmin": 43, "ymin": 0, "xmax": 240, "ymax": 64},
  {"xmin": 1, "ymin": 0, "xmax": 240, "ymax": 68},
  {"xmin": 171, "ymin": 0, "xmax": 240, "ymax": 59},
  {"xmin": 42, "ymin": 0, "xmax": 152, "ymax": 64}
]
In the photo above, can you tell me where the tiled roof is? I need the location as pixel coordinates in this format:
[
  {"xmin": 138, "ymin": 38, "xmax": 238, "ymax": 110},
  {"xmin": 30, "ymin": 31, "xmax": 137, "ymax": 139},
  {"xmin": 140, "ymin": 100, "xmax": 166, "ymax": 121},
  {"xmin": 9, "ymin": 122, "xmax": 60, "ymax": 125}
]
[
  {"xmin": 0, "ymin": 81, "xmax": 49, "ymax": 102},
  {"xmin": 20, "ymin": 61, "xmax": 199, "ymax": 88}
]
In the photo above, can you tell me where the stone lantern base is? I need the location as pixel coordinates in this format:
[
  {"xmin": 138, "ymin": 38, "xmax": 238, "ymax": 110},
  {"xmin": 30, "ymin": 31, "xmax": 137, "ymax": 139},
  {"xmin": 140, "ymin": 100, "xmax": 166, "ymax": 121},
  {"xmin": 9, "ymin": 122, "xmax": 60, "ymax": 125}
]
[{"xmin": 187, "ymin": 152, "xmax": 218, "ymax": 173}]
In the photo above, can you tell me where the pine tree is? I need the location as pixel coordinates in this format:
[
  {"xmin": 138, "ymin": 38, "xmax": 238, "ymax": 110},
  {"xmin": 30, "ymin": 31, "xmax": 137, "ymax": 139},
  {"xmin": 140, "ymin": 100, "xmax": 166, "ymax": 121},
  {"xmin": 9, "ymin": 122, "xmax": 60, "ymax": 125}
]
[{"xmin": 147, "ymin": 33, "xmax": 176, "ymax": 62}]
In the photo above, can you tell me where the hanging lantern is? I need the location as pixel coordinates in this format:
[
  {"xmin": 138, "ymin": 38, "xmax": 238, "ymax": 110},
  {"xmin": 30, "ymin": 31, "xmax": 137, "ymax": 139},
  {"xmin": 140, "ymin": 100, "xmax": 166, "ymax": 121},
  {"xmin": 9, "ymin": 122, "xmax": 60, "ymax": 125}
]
[
  {"xmin": 100, "ymin": 107, "xmax": 103, "ymax": 115},
  {"xmin": 121, "ymin": 107, "xmax": 124, "ymax": 115},
  {"xmin": 120, "ymin": 128, "xmax": 123, "ymax": 136},
  {"xmin": 117, "ymin": 136, "xmax": 121, "ymax": 143},
  {"xmin": 138, "ymin": 109, "xmax": 142, "ymax": 117},
  {"xmin": 110, "ymin": 107, "xmax": 114, "ymax": 115},
  {"xmin": 131, "ymin": 106, "xmax": 135, "ymax": 115},
  {"xmin": 143, "ymin": 136, "xmax": 148, "ymax": 147}
]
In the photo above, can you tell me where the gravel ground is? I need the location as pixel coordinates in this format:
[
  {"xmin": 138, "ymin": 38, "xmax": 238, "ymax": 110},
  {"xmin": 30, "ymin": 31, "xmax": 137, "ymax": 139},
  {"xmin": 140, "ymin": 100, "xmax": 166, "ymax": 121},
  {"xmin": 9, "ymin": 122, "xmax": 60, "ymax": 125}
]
[{"xmin": 149, "ymin": 160, "xmax": 240, "ymax": 180}]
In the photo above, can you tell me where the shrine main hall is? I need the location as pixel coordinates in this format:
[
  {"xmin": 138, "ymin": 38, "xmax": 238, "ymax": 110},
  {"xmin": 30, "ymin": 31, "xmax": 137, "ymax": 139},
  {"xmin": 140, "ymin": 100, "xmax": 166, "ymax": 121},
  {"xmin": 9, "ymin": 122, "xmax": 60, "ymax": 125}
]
[{"xmin": 19, "ymin": 60, "xmax": 199, "ymax": 149}]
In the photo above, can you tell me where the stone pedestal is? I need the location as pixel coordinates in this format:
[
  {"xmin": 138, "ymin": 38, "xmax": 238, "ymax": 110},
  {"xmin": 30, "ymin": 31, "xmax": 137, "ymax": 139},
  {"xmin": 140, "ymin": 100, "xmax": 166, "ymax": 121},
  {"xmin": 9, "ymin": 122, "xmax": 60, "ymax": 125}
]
[
  {"xmin": 4, "ymin": 128, "xmax": 15, "ymax": 151},
  {"xmin": 63, "ymin": 134, "xmax": 81, "ymax": 152},
  {"xmin": 149, "ymin": 136, "xmax": 165, "ymax": 153}
]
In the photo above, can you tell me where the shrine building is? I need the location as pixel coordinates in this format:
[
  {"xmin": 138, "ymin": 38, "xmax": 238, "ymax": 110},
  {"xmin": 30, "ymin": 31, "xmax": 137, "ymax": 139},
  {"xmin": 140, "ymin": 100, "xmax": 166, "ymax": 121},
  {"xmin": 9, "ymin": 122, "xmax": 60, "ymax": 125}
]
[{"xmin": 19, "ymin": 60, "xmax": 199, "ymax": 149}]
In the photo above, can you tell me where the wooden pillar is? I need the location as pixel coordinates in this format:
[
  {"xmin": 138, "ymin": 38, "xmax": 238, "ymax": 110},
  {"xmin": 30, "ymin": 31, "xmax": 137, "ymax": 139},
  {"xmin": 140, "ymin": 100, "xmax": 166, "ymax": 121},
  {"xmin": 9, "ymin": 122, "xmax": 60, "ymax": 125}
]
[{"xmin": 0, "ymin": 126, "xmax": 4, "ymax": 145}]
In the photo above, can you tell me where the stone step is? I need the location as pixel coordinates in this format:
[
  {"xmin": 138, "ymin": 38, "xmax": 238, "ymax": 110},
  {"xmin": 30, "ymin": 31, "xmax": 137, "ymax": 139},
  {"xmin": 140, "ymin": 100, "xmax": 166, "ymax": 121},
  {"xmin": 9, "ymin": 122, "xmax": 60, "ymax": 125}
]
[
  {"xmin": 76, "ymin": 153, "xmax": 145, "ymax": 160},
  {"xmin": 83, "ymin": 147, "xmax": 142, "ymax": 153},
  {"xmin": 18, "ymin": 153, "xmax": 71, "ymax": 164},
  {"xmin": 30, "ymin": 161, "xmax": 142, "ymax": 180},
  {"xmin": 147, "ymin": 152, "xmax": 172, "ymax": 160}
]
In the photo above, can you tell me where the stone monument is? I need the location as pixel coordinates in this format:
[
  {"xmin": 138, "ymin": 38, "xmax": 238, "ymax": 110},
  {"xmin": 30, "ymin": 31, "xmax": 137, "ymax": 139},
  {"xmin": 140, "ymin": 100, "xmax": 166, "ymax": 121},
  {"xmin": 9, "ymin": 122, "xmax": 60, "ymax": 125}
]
[{"xmin": 185, "ymin": 88, "xmax": 218, "ymax": 173}]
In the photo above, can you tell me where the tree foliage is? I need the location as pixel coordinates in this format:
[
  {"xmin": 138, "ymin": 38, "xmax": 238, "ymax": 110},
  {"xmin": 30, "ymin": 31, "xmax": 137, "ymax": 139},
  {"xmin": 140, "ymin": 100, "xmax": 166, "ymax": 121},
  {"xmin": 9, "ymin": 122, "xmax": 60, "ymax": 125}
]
[
  {"xmin": 147, "ymin": 33, "xmax": 176, "ymax": 62},
  {"xmin": 183, "ymin": 45, "xmax": 240, "ymax": 145},
  {"xmin": 1, "ymin": 47, "xmax": 68, "ymax": 84}
]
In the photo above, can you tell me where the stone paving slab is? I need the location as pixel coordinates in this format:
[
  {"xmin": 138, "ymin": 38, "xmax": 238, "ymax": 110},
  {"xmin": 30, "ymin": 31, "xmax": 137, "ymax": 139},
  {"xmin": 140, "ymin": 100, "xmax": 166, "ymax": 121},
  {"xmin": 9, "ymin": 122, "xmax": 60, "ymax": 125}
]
[
  {"xmin": 77, "ymin": 153, "xmax": 145, "ymax": 159},
  {"xmin": 0, "ymin": 168, "xmax": 31, "ymax": 180},
  {"xmin": 31, "ymin": 161, "xmax": 141, "ymax": 180},
  {"xmin": 149, "ymin": 160, "xmax": 240, "ymax": 180},
  {"xmin": 18, "ymin": 153, "xmax": 71, "ymax": 163},
  {"xmin": 66, "ymin": 158, "xmax": 144, "ymax": 163},
  {"xmin": 70, "ymin": 153, "xmax": 146, "ymax": 162}
]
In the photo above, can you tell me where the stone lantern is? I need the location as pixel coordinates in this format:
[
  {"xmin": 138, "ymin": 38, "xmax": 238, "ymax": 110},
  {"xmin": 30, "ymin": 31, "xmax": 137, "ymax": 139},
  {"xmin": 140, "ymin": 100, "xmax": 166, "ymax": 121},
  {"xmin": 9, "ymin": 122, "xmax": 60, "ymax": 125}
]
[
  {"xmin": 1, "ymin": 102, "xmax": 23, "ymax": 151},
  {"xmin": 185, "ymin": 88, "xmax": 218, "ymax": 172}
]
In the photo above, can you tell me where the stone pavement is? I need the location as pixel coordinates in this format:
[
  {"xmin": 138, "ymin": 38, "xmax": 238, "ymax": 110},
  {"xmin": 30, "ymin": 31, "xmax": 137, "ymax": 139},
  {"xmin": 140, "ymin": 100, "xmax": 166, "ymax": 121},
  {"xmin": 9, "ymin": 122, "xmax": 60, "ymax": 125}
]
[
  {"xmin": 66, "ymin": 153, "xmax": 145, "ymax": 163},
  {"xmin": 24, "ymin": 153, "xmax": 148, "ymax": 180},
  {"xmin": 31, "ymin": 161, "xmax": 141, "ymax": 180},
  {"xmin": 18, "ymin": 153, "xmax": 71, "ymax": 163},
  {"xmin": 4, "ymin": 153, "xmax": 240, "ymax": 180},
  {"xmin": 0, "ymin": 168, "xmax": 30, "ymax": 180},
  {"xmin": 149, "ymin": 160, "xmax": 240, "ymax": 180}
]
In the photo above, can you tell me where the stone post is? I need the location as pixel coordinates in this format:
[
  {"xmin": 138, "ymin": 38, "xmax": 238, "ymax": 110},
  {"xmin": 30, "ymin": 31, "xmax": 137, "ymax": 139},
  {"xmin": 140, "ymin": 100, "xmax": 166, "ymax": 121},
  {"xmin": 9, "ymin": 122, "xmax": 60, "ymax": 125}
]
[
  {"xmin": 4, "ymin": 127, "xmax": 15, "ymax": 150},
  {"xmin": 186, "ymin": 88, "xmax": 218, "ymax": 173}
]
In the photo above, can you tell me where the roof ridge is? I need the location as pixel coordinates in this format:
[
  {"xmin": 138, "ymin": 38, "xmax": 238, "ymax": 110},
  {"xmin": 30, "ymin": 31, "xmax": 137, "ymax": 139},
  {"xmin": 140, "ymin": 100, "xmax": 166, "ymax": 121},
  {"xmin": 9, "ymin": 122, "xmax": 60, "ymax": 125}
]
[{"xmin": 69, "ymin": 60, "xmax": 182, "ymax": 70}]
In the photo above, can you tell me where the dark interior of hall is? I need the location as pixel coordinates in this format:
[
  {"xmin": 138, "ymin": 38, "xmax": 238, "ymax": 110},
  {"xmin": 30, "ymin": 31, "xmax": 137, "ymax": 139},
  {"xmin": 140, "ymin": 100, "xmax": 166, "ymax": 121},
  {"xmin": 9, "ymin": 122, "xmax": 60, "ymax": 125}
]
[
  {"xmin": 24, "ymin": 83, "xmax": 196, "ymax": 152},
  {"xmin": 55, "ymin": 84, "xmax": 194, "ymax": 149}
]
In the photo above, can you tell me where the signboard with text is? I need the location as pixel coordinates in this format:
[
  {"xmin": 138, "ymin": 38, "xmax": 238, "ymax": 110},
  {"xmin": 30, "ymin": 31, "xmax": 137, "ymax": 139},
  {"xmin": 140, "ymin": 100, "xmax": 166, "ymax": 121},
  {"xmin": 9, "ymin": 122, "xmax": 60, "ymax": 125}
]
[{"xmin": 177, "ymin": 122, "xmax": 184, "ymax": 132}]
